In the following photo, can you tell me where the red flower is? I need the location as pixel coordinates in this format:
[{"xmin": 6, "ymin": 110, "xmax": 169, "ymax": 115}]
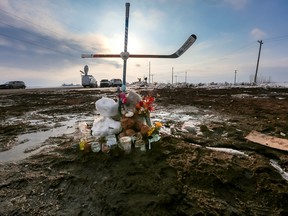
[
  {"xmin": 122, "ymin": 97, "xmax": 127, "ymax": 104},
  {"xmin": 135, "ymin": 103, "xmax": 142, "ymax": 110},
  {"xmin": 148, "ymin": 106, "xmax": 154, "ymax": 111},
  {"xmin": 119, "ymin": 92, "xmax": 127, "ymax": 104},
  {"xmin": 135, "ymin": 95, "xmax": 155, "ymax": 115}
]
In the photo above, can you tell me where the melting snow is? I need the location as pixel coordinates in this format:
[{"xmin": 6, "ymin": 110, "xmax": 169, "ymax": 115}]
[
  {"xmin": 270, "ymin": 160, "xmax": 288, "ymax": 182},
  {"xmin": 2, "ymin": 83, "xmax": 287, "ymax": 163},
  {"xmin": 206, "ymin": 147, "xmax": 249, "ymax": 157}
]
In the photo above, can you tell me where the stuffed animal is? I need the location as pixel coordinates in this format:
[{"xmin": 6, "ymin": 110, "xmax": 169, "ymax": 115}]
[
  {"xmin": 118, "ymin": 91, "xmax": 150, "ymax": 139},
  {"xmin": 91, "ymin": 97, "xmax": 122, "ymax": 137},
  {"xmin": 119, "ymin": 113, "xmax": 150, "ymax": 138}
]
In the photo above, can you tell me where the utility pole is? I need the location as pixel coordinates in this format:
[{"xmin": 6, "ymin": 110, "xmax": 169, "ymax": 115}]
[
  {"xmin": 234, "ymin": 70, "xmax": 237, "ymax": 85},
  {"xmin": 185, "ymin": 71, "xmax": 187, "ymax": 83},
  {"xmin": 148, "ymin": 61, "xmax": 151, "ymax": 84},
  {"xmin": 172, "ymin": 67, "xmax": 174, "ymax": 84},
  {"xmin": 254, "ymin": 40, "xmax": 263, "ymax": 84}
]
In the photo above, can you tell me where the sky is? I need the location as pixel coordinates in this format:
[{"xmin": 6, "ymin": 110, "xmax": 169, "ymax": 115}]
[{"xmin": 0, "ymin": 0, "xmax": 288, "ymax": 87}]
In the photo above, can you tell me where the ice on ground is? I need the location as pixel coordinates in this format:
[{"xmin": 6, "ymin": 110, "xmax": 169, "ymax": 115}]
[
  {"xmin": 207, "ymin": 147, "xmax": 249, "ymax": 157},
  {"xmin": 270, "ymin": 159, "xmax": 288, "ymax": 182},
  {"xmin": 181, "ymin": 121, "xmax": 198, "ymax": 134}
]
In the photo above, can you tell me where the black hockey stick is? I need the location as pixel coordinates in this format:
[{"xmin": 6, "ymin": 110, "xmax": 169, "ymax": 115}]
[{"xmin": 81, "ymin": 34, "xmax": 197, "ymax": 59}]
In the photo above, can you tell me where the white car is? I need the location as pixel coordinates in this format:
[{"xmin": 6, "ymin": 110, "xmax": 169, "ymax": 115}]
[
  {"xmin": 100, "ymin": 79, "xmax": 110, "ymax": 87},
  {"xmin": 109, "ymin": 79, "xmax": 122, "ymax": 87}
]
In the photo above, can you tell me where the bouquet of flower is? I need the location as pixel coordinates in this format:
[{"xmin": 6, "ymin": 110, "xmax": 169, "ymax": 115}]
[
  {"xmin": 135, "ymin": 95, "xmax": 155, "ymax": 127},
  {"xmin": 135, "ymin": 95, "xmax": 155, "ymax": 116},
  {"xmin": 147, "ymin": 121, "xmax": 162, "ymax": 137},
  {"xmin": 147, "ymin": 121, "xmax": 162, "ymax": 148}
]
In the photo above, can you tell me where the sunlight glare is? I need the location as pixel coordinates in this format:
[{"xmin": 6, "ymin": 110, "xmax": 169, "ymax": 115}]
[{"xmin": 106, "ymin": 34, "xmax": 143, "ymax": 54}]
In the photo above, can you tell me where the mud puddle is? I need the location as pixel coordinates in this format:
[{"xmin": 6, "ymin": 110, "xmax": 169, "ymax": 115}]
[
  {"xmin": 1, "ymin": 105, "xmax": 223, "ymax": 163},
  {"xmin": 0, "ymin": 115, "xmax": 94, "ymax": 163}
]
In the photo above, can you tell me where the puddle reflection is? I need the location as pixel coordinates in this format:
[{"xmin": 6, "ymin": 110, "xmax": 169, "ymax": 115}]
[{"xmin": 0, "ymin": 116, "xmax": 94, "ymax": 163}]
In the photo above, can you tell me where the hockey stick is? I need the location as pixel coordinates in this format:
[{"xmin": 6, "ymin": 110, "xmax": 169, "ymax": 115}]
[
  {"xmin": 130, "ymin": 34, "xmax": 197, "ymax": 58},
  {"xmin": 81, "ymin": 34, "xmax": 197, "ymax": 59}
]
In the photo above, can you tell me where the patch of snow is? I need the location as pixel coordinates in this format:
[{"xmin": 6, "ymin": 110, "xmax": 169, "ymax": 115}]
[
  {"xmin": 207, "ymin": 147, "xmax": 249, "ymax": 157},
  {"xmin": 181, "ymin": 121, "xmax": 198, "ymax": 134},
  {"xmin": 141, "ymin": 82, "xmax": 288, "ymax": 90},
  {"xmin": 270, "ymin": 160, "xmax": 288, "ymax": 182}
]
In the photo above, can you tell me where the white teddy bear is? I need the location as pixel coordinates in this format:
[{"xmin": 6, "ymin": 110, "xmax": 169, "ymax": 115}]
[{"xmin": 91, "ymin": 97, "xmax": 122, "ymax": 137}]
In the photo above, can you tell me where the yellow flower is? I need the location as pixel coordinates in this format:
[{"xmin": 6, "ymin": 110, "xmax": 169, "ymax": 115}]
[
  {"xmin": 79, "ymin": 139, "xmax": 87, "ymax": 151},
  {"xmin": 155, "ymin": 122, "xmax": 162, "ymax": 128},
  {"xmin": 147, "ymin": 127, "xmax": 155, "ymax": 137}
]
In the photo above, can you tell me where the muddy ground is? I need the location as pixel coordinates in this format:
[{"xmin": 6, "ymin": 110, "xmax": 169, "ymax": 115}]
[{"xmin": 0, "ymin": 85, "xmax": 288, "ymax": 215}]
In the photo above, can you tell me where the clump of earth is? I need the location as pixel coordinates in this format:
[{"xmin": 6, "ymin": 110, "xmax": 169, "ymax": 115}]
[{"xmin": 0, "ymin": 85, "xmax": 288, "ymax": 215}]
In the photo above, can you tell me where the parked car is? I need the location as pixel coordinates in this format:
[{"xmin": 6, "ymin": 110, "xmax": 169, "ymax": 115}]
[
  {"xmin": 109, "ymin": 79, "xmax": 122, "ymax": 87},
  {"xmin": 99, "ymin": 79, "xmax": 110, "ymax": 87},
  {"xmin": 0, "ymin": 81, "xmax": 26, "ymax": 89}
]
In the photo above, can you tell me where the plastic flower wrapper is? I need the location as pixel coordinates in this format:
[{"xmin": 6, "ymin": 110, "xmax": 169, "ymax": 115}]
[{"xmin": 147, "ymin": 122, "xmax": 162, "ymax": 149}]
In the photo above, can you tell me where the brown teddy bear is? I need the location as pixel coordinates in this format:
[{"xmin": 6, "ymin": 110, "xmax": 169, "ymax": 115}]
[
  {"xmin": 119, "ymin": 112, "xmax": 150, "ymax": 138},
  {"xmin": 118, "ymin": 91, "xmax": 150, "ymax": 140}
]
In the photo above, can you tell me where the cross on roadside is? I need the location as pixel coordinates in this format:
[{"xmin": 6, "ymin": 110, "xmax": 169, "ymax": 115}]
[{"xmin": 81, "ymin": 2, "xmax": 197, "ymax": 92}]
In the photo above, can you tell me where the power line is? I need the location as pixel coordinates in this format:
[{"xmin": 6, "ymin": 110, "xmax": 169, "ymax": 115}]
[
  {"xmin": 265, "ymin": 35, "xmax": 288, "ymax": 43},
  {"xmin": 190, "ymin": 41, "xmax": 257, "ymax": 68}
]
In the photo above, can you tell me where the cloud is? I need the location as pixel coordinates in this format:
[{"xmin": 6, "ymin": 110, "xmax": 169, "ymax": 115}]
[
  {"xmin": 224, "ymin": 0, "xmax": 248, "ymax": 9},
  {"xmin": 0, "ymin": 36, "xmax": 13, "ymax": 47},
  {"xmin": 250, "ymin": 28, "xmax": 266, "ymax": 40},
  {"xmin": 202, "ymin": 0, "xmax": 222, "ymax": 5},
  {"xmin": 0, "ymin": 0, "xmax": 67, "ymax": 36},
  {"xmin": 0, "ymin": 0, "xmax": 126, "ymax": 72},
  {"xmin": 203, "ymin": 0, "xmax": 247, "ymax": 9},
  {"xmin": 262, "ymin": 57, "xmax": 288, "ymax": 68},
  {"xmin": 132, "ymin": 8, "xmax": 165, "ymax": 31}
]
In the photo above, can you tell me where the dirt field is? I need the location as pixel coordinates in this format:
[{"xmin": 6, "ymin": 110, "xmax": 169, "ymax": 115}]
[{"xmin": 0, "ymin": 85, "xmax": 288, "ymax": 215}]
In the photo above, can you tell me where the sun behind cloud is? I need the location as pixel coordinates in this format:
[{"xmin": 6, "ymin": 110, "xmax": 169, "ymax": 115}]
[{"xmin": 105, "ymin": 33, "xmax": 144, "ymax": 54}]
